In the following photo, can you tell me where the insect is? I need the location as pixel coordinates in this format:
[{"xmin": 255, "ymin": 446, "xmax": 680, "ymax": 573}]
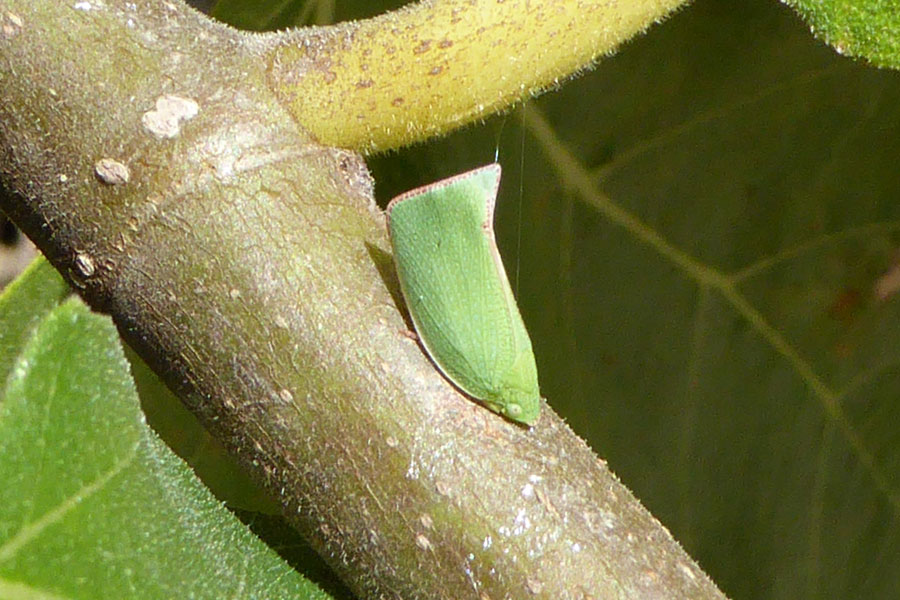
[{"xmin": 386, "ymin": 164, "xmax": 540, "ymax": 425}]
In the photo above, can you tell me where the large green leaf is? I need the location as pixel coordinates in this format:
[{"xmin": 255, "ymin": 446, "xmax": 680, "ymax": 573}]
[
  {"xmin": 0, "ymin": 280, "xmax": 330, "ymax": 599},
  {"xmin": 0, "ymin": 256, "xmax": 69, "ymax": 385}
]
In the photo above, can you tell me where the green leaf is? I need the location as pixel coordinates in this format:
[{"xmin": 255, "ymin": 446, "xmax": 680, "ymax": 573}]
[
  {"xmin": 370, "ymin": 0, "xmax": 900, "ymax": 598},
  {"xmin": 0, "ymin": 294, "xmax": 330, "ymax": 599},
  {"xmin": 782, "ymin": 0, "xmax": 900, "ymax": 69},
  {"xmin": 0, "ymin": 257, "xmax": 69, "ymax": 386}
]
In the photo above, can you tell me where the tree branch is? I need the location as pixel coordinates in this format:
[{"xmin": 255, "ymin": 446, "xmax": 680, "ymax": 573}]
[{"xmin": 0, "ymin": 0, "xmax": 724, "ymax": 598}]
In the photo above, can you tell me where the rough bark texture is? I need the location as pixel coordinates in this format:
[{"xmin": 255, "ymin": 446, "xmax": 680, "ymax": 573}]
[{"xmin": 0, "ymin": 1, "xmax": 725, "ymax": 598}]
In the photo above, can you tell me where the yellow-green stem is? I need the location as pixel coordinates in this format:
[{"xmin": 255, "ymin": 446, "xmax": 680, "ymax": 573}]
[{"xmin": 267, "ymin": 0, "xmax": 688, "ymax": 152}]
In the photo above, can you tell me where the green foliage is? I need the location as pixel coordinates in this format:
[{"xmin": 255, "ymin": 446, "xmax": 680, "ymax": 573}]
[
  {"xmin": 0, "ymin": 257, "xmax": 69, "ymax": 380},
  {"xmin": 0, "ymin": 262, "xmax": 331, "ymax": 600},
  {"xmin": 782, "ymin": 0, "xmax": 900, "ymax": 69}
]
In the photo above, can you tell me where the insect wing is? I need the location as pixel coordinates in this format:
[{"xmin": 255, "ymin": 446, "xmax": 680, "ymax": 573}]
[{"xmin": 387, "ymin": 164, "xmax": 540, "ymax": 424}]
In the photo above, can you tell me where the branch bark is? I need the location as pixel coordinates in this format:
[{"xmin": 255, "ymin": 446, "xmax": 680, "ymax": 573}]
[{"xmin": 0, "ymin": 0, "xmax": 725, "ymax": 598}]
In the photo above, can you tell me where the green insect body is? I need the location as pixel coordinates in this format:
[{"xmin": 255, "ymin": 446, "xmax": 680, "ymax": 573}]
[{"xmin": 386, "ymin": 164, "xmax": 540, "ymax": 425}]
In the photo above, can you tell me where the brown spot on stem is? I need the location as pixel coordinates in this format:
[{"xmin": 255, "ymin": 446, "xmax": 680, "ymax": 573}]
[
  {"xmin": 94, "ymin": 158, "xmax": 130, "ymax": 185},
  {"xmin": 2, "ymin": 12, "xmax": 23, "ymax": 37}
]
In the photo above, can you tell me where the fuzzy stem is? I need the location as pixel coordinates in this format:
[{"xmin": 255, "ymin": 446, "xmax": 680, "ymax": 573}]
[{"xmin": 264, "ymin": 0, "xmax": 688, "ymax": 152}]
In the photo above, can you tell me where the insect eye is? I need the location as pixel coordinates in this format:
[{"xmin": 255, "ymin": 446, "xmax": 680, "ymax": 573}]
[{"xmin": 505, "ymin": 403, "xmax": 523, "ymax": 418}]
